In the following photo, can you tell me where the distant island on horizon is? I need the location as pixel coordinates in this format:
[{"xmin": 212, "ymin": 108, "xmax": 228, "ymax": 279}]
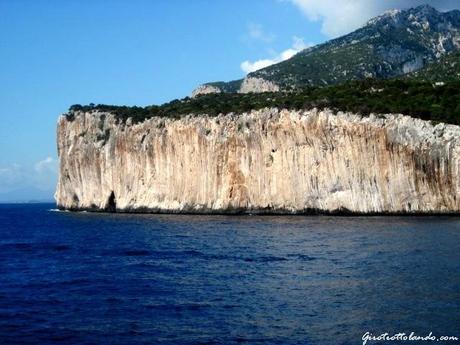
[{"xmin": 0, "ymin": 187, "xmax": 55, "ymax": 205}]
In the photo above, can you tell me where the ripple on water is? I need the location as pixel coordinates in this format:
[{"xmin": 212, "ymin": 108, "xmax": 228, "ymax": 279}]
[{"xmin": 0, "ymin": 204, "xmax": 459, "ymax": 345}]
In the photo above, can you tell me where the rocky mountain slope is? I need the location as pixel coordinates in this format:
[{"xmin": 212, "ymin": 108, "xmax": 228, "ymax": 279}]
[
  {"xmin": 193, "ymin": 5, "xmax": 460, "ymax": 95},
  {"xmin": 406, "ymin": 50, "xmax": 460, "ymax": 81},
  {"xmin": 56, "ymin": 108, "xmax": 460, "ymax": 214}
]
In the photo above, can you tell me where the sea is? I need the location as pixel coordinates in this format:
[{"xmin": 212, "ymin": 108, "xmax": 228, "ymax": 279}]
[{"xmin": 0, "ymin": 203, "xmax": 459, "ymax": 345}]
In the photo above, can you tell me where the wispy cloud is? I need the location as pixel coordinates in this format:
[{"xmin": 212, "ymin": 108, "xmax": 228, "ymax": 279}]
[
  {"xmin": 34, "ymin": 156, "xmax": 57, "ymax": 174},
  {"xmin": 0, "ymin": 164, "xmax": 23, "ymax": 189},
  {"xmin": 246, "ymin": 22, "xmax": 275, "ymax": 43},
  {"xmin": 0, "ymin": 157, "xmax": 57, "ymax": 199},
  {"xmin": 241, "ymin": 36, "xmax": 311, "ymax": 74},
  {"xmin": 289, "ymin": 0, "xmax": 460, "ymax": 37}
]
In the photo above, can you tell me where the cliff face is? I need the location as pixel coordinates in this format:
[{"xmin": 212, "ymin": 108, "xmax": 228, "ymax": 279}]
[
  {"xmin": 56, "ymin": 109, "xmax": 460, "ymax": 214},
  {"xmin": 238, "ymin": 77, "xmax": 279, "ymax": 93},
  {"xmin": 191, "ymin": 76, "xmax": 279, "ymax": 97},
  {"xmin": 191, "ymin": 84, "xmax": 222, "ymax": 98}
]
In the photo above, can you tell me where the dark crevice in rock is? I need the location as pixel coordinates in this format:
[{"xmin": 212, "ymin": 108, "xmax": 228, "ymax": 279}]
[{"xmin": 106, "ymin": 191, "xmax": 117, "ymax": 212}]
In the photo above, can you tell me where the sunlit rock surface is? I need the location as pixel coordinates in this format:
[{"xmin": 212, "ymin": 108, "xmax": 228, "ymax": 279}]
[
  {"xmin": 56, "ymin": 108, "xmax": 460, "ymax": 214},
  {"xmin": 238, "ymin": 77, "xmax": 280, "ymax": 93},
  {"xmin": 191, "ymin": 84, "xmax": 222, "ymax": 98}
]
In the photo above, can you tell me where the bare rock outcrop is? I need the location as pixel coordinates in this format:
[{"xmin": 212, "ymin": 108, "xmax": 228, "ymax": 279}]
[
  {"xmin": 56, "ymin": 109, "xmax": 460, "ymax": 214},
  {"xmin": 191, "ymin": 84, "xmax": 222, "ymax": 98},
  {"xmin": 238, "ymin": 77, "xmax": 279, "ymax": 93}
]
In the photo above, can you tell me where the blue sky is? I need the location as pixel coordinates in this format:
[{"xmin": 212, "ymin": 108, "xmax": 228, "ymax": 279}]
[{"xmin": 1, "ymin": 0, "xmax": 459, "ymax": 201}]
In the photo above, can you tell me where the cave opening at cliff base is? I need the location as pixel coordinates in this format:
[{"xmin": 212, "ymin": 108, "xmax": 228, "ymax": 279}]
[{"xmin": 106, "ymin": 191, "xmax": 117, "ymax": 212}]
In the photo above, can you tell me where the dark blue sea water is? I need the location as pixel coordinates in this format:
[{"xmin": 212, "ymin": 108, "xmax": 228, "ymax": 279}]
[{"xmin": 0, "ymin": 203, "xmax": 459, "ymax": 345}]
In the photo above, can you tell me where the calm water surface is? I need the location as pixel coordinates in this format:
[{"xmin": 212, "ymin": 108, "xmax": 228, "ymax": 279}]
[{"xmin": 0, "ymin": 203, "xmax": 459, "ymax": 345}]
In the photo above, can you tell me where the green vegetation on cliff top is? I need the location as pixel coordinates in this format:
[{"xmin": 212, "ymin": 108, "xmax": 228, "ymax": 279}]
[
  {"xmin": 205, "ymin": 79, "xmax": 242, "ymax": 93},
  {"xmin": 68, "ymin": 79, "xmax": 460, "ymax": 126}
]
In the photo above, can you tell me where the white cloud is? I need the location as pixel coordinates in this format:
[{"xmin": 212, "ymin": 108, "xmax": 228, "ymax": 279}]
[
  {"xmin": 34, "ymin": 156, "xmax": 57, "ymax": 174},
  {"xmin": 0, "ymin": 164, "xmax": 23, "ymax": 190},
  {"xmin": 247, "ymin": 22, "xmax": 275, "ymax": 43},
  {"xmin": 290, "ymin": 0, "xmax": 460, "ymax": 37},
  {"xmin": 0, "ymin": 157, "xmax": 57, "ymax": 198},
  {"xmin": 241, "ymin": 36, "xmax": 312, "ymax": 74}
]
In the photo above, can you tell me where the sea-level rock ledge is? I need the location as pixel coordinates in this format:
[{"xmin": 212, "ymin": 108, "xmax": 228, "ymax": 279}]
[{"xmin": 55, "ymin": 108, "xmax": 460, "ymax": 214}]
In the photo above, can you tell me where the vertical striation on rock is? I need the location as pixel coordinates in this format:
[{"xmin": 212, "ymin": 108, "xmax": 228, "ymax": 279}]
[{"xmin": 56, "ymin": 109, "xmax": 460, "ymax": 214}]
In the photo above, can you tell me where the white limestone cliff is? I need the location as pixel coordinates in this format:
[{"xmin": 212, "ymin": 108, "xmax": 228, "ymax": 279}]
[
  {"xmin": 191, "ymin": 77, "xmax": 279, "ymax": 97},
  {"xmin": 55, "ymin": 108, "xmax": 460, "ymax": 214},
  {"xmin": 238, "ymin": 77, "xmax": 279, "ymax": 93},
  {"xmin": 191, "ymin": 84, "xmax": 222, "ymax": 98}
]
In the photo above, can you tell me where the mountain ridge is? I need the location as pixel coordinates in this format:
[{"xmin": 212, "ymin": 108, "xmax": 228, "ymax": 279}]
[{"xmin": 192, "ymin": 5, "xmax": 460, "ymax": 96}]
